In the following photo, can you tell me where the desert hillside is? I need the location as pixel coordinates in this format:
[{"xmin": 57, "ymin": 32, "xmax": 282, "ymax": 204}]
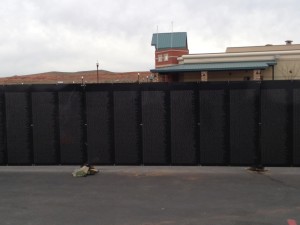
[{"xmin": 0, "ymin": 70, "xmax": 153, "ymax": 85}]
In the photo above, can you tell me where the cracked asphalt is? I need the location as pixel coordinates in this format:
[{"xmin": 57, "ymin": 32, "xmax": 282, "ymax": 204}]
[{"xmin": 0, "ymin": 166, "xmax": 299, "ymax": 225}]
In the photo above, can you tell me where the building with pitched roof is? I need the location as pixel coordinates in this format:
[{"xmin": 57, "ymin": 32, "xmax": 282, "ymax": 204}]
[{"xmin": 151, "ymin": 33, "xmax": 300, "ymax": 82}]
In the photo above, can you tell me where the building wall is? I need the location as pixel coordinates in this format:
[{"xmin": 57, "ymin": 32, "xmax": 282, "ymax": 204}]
[
  {"xmin": 215, "ymin": 71, "xmax": 249, "ymax": 81},
  {"xmin": 179, "ymin": 50, "xmax": 300, "ymax": 67},
  {"xmin": 205, "ymin": 71, "xmax": 254, "ymax": 82},
  {"xmin": 180, "ymin": 55, "xmax": 276, "ymax": 64},
  {"xmin": 177, "ymin": 53, "xmax": 300, "ymax": 82},
  {"xmin": 226, "ymin": 44, "xmax": 300, "ymax": 53},
  {"xmin": 262, "ymin": 67, "xmax": 273, "ymax": 80},
  {"xmin": 180, "ymin": 72, "xmax": 201, "ymax": 82},
  {"xmin": 180, "ymin": 69, "xmax": 274, "ymax": 82},
  {"xmin": 155, "ymin": 39, "xmax": 300, "ymax": 82},
  {"xmin": 155, "ymin": 49, "xmax": 189, "ymax": 68},
  {"xmin": 274, "ymin": 57, "xmax": 300, "ymax": 80}
]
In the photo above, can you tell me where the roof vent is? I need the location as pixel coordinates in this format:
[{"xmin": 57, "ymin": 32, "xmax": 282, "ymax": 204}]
[{"xmin": 285, "ymin": 40, "xmax": 293, "ymax": 45}]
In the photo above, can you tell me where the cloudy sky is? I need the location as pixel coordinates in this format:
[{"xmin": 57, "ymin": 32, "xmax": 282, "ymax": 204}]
[{"xmin": 0, "ymin": 0, "xmax": 299, "ymax": 77}]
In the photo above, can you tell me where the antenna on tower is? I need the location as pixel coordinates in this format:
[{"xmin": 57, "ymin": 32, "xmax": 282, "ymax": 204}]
[
  {"xmin": 156, "ymin": 25, "xmax": 159, "ymax": 50},
  {"xmin": 171, "ymin": 21, "xmax": 173, "ymax": 48}
]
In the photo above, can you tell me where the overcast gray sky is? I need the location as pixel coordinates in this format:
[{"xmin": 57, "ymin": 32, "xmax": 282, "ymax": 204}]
[{"xmin": 0, "ymin": 0, "xmax": 299, "ymax": 76}]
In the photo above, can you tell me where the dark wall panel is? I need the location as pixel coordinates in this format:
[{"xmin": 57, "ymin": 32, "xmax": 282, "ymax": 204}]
[
  {"xmin": 59, "ymin": 92, "xmax": 84, "ymax": 165},
  {"xmin": 1, "ymin": 81, "xmax": 299, "ymax": 167},
  {"xmin": 293, "ymin": 89, "xmax": 300, "ymax": 165},
  {"xmin": 142, "ymin": 91, "xmax": 168, "ymax": 165},
  {"xmin": 114, "ymin": 91, "xmax": 141, "ymax": 165},
  {"xmin": 230, "ymin": 89, "xmax": 258, "ymax": 165},
  {"xmin": 86, "ymin": 92, "xmax": 113, "ymax": 165},
  {"xmin": 199, "ymin": 90, "xmax": 227, "ymax": 165},
  {"xmin": 32, "ymin": 92, "xmax": 58, "ymax": 165},
  {"xmin": 261, "ymin": 89, "xmax": 289, "ymax": 165},
  {"xmin": 170, "ymin": 90, "xmax": 196, "ymax": 165},
  {"xmin": 0, "ymin": 93, "xmax": 5, "ymax": 165},
  {"xmin": 6, "ymin": 93, "xmax": 32, "ymax": 165}
]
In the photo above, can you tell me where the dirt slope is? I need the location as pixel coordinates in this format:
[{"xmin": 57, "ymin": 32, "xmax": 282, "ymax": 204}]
[{"xmin": 0, "ymin": 70, "xmax": 153, "ymax": 85}]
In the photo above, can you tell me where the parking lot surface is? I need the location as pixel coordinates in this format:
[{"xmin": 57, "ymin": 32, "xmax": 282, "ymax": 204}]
[{"xmin": 0, "ymin": 166, "xmax": 299, "ymax": 225}]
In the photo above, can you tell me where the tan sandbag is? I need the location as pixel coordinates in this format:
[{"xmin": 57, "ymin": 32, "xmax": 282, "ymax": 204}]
[
  {"xmin": 72, "ymin": 166, "xmax": 90, "ymax": 177},
  {"xmin": 72, "ymin": 165, "xmax": 99, "ymax": 177}
]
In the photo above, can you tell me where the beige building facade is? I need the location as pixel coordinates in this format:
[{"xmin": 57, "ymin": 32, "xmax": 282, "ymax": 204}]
[{"xmin": 151, "ymin": 36, "xmax": 300, "ymax": 82}]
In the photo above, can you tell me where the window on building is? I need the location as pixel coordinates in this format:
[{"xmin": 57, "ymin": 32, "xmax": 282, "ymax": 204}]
[
  {"xmin": 158, "ymin": 55, "xmax": 163, "ymax": 62},
  {"xmin": 164, "ymin": 54, "xmax": 169, "ymax": 61}
]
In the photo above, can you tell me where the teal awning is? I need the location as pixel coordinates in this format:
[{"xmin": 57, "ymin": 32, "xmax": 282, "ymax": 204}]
[{"xmin": 151, "ymin": 61, "xmax": 276, "ymax": 73}]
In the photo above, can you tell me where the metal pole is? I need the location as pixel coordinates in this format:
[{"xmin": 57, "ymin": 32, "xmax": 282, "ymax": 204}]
[{"xmin": 96, "ymin": 61, "xmax": 99, "ymax": 83}]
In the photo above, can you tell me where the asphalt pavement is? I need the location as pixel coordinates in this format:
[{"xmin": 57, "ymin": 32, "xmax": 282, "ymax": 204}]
[{"xmin": 0, "ymin": 166, "xmax": 299, "ymax": 225}]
